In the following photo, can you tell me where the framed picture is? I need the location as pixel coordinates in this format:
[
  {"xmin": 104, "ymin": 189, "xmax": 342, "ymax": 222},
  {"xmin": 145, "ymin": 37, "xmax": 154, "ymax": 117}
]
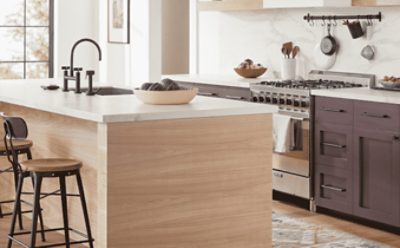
[{"xmin": 108, "ymin": 0, "xmax": 130, "ymax": 44}]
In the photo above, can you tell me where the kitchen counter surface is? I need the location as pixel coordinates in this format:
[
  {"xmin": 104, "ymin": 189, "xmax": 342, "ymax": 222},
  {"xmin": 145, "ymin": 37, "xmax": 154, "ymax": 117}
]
[
  {"xmin": 0, "ymin": 79, "xmax": 277, "ymax": 123},
  {"xmin": 311, "ymin": 87, "xmax": 400, "ymax": 105},
  {"xmin": 163, "ymin": 74, "xmax": 271, "ymax": 88}
]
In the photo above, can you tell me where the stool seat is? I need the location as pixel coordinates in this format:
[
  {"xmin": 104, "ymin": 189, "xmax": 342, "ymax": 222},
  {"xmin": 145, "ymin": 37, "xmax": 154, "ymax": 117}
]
[
  {"xmin": 0, "ymin": 139, "xmax": 33, "ymax": 152},
  {"xmin": 20, "ymin": 158, "xmax": 82, "ymax": 172}
]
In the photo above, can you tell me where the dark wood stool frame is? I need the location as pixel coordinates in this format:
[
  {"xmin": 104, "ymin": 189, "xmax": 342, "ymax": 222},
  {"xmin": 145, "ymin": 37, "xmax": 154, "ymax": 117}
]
[{"xmin": 4, "ymin": 117, "xmax": 94, "ymax": 248}]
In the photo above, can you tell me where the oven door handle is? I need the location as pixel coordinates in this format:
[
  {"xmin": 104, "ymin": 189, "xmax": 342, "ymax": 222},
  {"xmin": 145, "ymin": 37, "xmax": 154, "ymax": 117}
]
[
  {"xmin": 321, "ymin": 107, "xmax": 345, "ymax": 113},
  {"xmin": 321, "ymin": 142, "xmax": 346, "ymax": 149},
  {"xmin": 224, "ymin": 95, "xmax": 245, "ymax": 100},
  {"xmin": 321, "ymin": 184, "xmax": 346, "ymax": 192},
  {"xmin": 198, "ymin": 92, "xmax": 217, "ymax": 97}
]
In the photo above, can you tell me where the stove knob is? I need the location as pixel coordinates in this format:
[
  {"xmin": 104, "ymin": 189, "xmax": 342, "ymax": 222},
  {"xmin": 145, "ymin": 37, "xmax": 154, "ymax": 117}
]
[
  {"xmin": 286, "ymin": 99, "xmax": 293, "ymax": 105},
  {"xmin": 265, "ymin": 97, "xmax": 272, "ymax": 103},
  {"xmin": 301, "ymin": 101, "xmax": 309, "ymax": 108},
  {"xmin": 258, "ymin": 96, "xmax": 265, "ymax": 103},
  {"xmin": 279, "ymin": 99, "xmax": 285, "ymax": 104},
  {"xmin": 293, "ymin": 100, "xmax": 300, "ymax": 107},
  {"xmin": 252, "ymin": 96, "xmax": 259, "ymax": 103},
  {"xmin": 272, "ymin": 98, "xmax": 278, "ymax": 104}
]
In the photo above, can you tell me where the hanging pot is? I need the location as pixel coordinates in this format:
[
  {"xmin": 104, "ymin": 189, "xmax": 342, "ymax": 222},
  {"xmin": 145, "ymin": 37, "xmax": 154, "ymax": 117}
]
[{"xmin": 320, "ymin": 24, "xmax": 337, "ymax": 56}]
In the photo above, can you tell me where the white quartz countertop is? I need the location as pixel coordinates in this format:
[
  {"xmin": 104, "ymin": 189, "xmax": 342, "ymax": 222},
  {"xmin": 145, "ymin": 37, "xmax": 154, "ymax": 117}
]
[
  {"xmin": 0, "ymin": 79, "xmax": 277, "ymax": 123},
  {"xmin": 311, "ymin": 87, "xmax": 400, "ymax": 105},
  {"xmin": 163, "ymin": 74, "xmax": 272, "ymax": 88}
]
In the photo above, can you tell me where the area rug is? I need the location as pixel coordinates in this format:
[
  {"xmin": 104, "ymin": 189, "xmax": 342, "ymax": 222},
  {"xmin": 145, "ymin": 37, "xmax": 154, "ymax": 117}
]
[{"xmin": 273, "ymin": 212, "xmax": 392, "ymax": 248}]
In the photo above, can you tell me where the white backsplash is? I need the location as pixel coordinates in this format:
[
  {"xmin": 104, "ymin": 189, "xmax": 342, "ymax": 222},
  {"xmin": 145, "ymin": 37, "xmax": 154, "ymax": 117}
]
[{"xmin": 198, "ymin": 7, "xmax": 400, "ymax": 80}]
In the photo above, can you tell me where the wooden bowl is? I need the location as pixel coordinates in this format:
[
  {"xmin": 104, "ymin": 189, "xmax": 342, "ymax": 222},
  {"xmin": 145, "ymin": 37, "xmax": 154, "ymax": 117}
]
[
  {"xmin": 234, "ymin": 68, "xmax": 267, "ymax": 79},
  {"xmin": 134, "ymin": 88, "xmax": 198, "ymax": 105}
]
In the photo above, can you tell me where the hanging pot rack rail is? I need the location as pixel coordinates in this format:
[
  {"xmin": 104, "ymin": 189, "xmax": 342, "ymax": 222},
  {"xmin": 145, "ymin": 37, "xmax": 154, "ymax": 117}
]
[{"xmin": 303, "ymin": 12, "xmax": 382, "ymax": 23}]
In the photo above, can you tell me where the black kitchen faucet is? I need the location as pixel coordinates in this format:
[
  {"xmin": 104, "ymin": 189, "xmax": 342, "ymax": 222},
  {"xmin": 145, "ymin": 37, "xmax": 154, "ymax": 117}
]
[{"xmin": 61, "ymin": 38, "xmax": 102, "ymax": 95}]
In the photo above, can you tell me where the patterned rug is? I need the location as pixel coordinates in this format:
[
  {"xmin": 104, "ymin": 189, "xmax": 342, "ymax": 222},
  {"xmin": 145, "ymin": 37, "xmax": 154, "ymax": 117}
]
[{"xmin": 273, "ymin": 212, "xmax": 392, "ymax": 248}]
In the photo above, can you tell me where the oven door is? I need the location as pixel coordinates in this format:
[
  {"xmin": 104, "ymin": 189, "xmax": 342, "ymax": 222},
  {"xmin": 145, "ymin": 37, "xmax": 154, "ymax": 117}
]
[{"xmin": 272, "ymin": 117, "xmax": 310, "ymax": 199}]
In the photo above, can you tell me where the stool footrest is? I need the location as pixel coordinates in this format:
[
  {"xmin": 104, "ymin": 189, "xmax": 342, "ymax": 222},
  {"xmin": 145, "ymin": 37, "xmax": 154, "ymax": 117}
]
[{"xmin": 9, "ymin": 227, "xmax": 94, "ymax": 248}]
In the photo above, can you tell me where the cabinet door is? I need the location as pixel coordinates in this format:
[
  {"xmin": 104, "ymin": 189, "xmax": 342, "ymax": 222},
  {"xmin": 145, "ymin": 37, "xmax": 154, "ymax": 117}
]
[{"xmin": 353, "ymin": 129, "xmax": 400, "ymax": 226}]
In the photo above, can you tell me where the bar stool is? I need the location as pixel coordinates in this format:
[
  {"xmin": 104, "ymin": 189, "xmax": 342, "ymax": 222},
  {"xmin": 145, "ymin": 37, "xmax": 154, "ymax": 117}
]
[
  {"xmin": 0, "ymin": 114, "xmax": 45, "ymax": 238},
  {"xmin": 4, "ymin": 117, "xmax": 94, "ymax": 248}
]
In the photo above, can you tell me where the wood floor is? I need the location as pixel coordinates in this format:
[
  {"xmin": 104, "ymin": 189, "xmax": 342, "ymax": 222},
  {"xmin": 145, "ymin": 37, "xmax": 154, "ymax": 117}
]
[
  {"xmin": 1, "ymin": 201, "xmax": 399, "ymax": 247},
  {"xmin": 273, "ymin": 201, "xmax": 400, "ymax": 247}
]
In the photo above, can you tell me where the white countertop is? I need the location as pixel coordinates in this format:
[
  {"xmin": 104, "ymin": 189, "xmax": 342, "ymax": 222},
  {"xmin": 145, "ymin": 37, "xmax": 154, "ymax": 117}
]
[
  {"xmin": 163, "ymin": 74, "xmax": 272, "ymax": 88},
  {"xmin": 311, "ymin": 87, "xmax": 400, "ymax": 105},
  {"xmin": 0, "ymin": 79, "xmax": 277, "ymax": 123}
]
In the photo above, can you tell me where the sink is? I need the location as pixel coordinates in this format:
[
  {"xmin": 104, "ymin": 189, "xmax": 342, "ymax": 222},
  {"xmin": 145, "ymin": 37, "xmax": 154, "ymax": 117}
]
[
  {"xmin": 92, "ymin": 87, "xmax": 134, "ymax": 96},
  {"xmin": 70, "ymin": 87, "xmax": 134, "ymax": 96}
]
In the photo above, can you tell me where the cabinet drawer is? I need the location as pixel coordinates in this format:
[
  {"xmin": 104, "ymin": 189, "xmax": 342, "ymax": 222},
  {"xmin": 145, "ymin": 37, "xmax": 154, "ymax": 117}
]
[
  {"xmin": 315, "ymin": 165, "xmax": 352, "ymax": 214},
  {"xmin": 354, "ymin": 101, "xmax": 400, "ymax": 131},
  {"xmin": 315, "ymin": 123, "xmax": 352, "ymax": 169},
  {"xmin": 315, "ymin": 97, "xmax": 353, "ymax": 125},
  {"xmin": 272, "ymin": 170, "xmax": 309, "ymax": 199}
]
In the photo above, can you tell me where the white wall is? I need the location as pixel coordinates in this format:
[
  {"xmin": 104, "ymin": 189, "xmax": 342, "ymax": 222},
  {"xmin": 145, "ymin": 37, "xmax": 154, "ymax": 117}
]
[
  {"xmin": 54, "ymin": 0, "xmax": 99, "ymax": 82},
  {"xmin": 198, "ymin": 7, "xmax": 400, "ymax": 79},
  {"xmin": 98, "ymin": 0, "xmax": 162, "ymax": 87}
]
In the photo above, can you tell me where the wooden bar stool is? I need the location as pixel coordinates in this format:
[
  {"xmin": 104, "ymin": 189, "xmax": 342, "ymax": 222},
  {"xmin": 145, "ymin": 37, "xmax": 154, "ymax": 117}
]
[
  {"xmin": 4, "ymin": 117, "xmax": 94, "ymax": 248},
  {"xmin": 0, "ymin": 113, "xmax": 45, "ymax": 238}
]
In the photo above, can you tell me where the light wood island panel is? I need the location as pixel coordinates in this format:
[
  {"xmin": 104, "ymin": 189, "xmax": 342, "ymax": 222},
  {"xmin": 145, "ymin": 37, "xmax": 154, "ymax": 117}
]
[{"xmin": 0, "ymin": 102, "xmax": 272, "ymax": 248}]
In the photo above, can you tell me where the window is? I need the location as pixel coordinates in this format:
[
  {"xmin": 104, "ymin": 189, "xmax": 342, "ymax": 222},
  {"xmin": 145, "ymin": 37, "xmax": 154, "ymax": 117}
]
[{"xmin": 0, "ymin": 0, "xmax": 53, "ymax": 79}]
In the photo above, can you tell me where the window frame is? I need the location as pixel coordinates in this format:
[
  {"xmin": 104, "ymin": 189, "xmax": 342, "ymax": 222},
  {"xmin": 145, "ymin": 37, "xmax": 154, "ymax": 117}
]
[{"xmin": 0, "ymin": 0, "xmax": 54, "ymax": 78}]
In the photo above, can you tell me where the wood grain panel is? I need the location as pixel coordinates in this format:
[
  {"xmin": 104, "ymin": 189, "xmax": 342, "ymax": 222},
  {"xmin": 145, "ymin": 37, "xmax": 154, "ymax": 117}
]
[
  {"xmin": 106, "ymin": 114, "xmax": 272, "ymax": 248},
  {"xmin": 198, "ymin": 0, "xmax": 263, "ymax": 11},
  {"xmin": 353, "ymin": 0, "xmax": 400, "ymax": 6}
]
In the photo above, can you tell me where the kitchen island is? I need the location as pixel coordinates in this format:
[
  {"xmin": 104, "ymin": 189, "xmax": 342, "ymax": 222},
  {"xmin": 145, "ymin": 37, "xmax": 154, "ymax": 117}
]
[{"xmin": 0, "ymin": 79, "xmax": 277, "ymax": 248}]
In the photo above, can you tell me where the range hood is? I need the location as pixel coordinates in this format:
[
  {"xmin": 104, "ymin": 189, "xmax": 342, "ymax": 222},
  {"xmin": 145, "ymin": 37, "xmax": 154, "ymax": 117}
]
[{"xmin": 264, "ymin": 0, "xmax": 352, "ymax": 8}]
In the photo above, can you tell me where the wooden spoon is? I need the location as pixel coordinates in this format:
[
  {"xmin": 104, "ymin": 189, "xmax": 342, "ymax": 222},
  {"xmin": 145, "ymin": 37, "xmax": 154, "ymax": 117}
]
[
  {"xmin": 283, "ymin": 42, "xmax": 293, "ymax": 58},
  {"xmin": 292, "ymin": 46, "xmax": 300, "ymax": 59}
]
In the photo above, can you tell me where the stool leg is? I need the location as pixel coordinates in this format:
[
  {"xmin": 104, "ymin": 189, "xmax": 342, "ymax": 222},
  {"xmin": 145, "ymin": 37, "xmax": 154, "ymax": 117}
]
[
  {"xmin": 29, "ymin": 173, "xmax": 42, "ymax": 248},
  {"xmin": 7, "ymin": 173, "xmax": 25, "ymax": 248},
  {"xmin": 13, "ymin": 169, "xmax": 24, "ymax": 230},
  {"xmin": 30, "ymin": 176, "xmax": 46, "ymax": 242},
  {"xmin": 59, "ymin": 175, "xmax": 71, "ymax": 248},
  {"xmin": 76, "ymin": 172, "xmax": 94, "ymax": 248}
]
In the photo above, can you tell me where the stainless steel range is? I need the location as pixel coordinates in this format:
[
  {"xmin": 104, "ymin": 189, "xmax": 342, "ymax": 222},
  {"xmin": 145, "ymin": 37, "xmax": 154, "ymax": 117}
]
[{"xmin": 250, "ymin": 70, "xmax": 375, "ymax": 209}]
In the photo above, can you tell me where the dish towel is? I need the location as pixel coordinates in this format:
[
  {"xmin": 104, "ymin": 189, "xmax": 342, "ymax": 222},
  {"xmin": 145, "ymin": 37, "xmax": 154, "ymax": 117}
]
[{"xmin": 273, "ymin": 114, "xmax": 292, "ymax": 153}]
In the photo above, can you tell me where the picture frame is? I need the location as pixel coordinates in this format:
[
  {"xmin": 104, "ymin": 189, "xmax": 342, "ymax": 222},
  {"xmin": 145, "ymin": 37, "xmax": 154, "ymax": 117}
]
[{"xmin": 108, "ymin": 0, "xmax": 130, "ymax": 44}]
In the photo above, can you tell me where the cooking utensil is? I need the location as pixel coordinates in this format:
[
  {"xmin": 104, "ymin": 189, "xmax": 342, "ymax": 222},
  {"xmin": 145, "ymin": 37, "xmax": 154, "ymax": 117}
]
[
  {"xmin": 281, "ymin": 47, "xmax": 289, "ymax": 58},
  {"xmin": 320, "ymin": 24, "xmax": 337, "ymax": 56},
  {"xmin": 282, "ymin": 42, "xmax": 293, "ymax": 58},
  {"xmin": 361, "ymin": 45, "xmax": 375, "ymax": 60},
  {"xmin": 345, "ymin": 20, "xmax": 364, "ymax": 39},
  {"xmin": 292, "ymin": 46, "xmax": 300, "ymax": 58},
  {"xmin": 314, "ymin": 42, "xmax": 336, "ymax": 69}
]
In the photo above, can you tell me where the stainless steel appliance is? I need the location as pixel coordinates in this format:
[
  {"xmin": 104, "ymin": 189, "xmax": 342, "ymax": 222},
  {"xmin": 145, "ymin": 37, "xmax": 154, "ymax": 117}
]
[{"xmin": 250, "ymin": 70, "xmax": 375, "ymax": 209}]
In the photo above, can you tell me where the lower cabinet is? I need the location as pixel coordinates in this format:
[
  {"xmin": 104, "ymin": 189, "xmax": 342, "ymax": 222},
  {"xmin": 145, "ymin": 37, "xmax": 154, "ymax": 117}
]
[
  {"xmin": 353, "ymin": 128, "xmax": 400, "ymax": 226},
  {"xmin": 314, "ymin": 96, "xmax": 400, "ymax": 227}
]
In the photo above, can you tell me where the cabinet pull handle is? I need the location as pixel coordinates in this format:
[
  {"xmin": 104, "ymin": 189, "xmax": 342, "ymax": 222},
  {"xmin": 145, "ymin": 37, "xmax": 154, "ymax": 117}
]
[
  {"xmin": 273, "ymin": 172, "xmax": 284, "ymax": 178},
  {"xmin": 321, "ymin": 184, "xmax": 346, "ymax": 192},
  {"xmin": 225, "ymin": 95, "xmax": 245, "ymax": 100},
  {"xmin": 394, "ymin": 136, "xmax": 400, "ymax": 141},
  {"xmin": 363, "ymin": 112, "xmax": 389, "ymax": 119},
  {"xmin": 198, "ymin": 92, "xmax": 217, "ymax": 96},
  {"xmin": 321, "ymin": 142, "xmax": 346, "ymax": 149},
  {"xmin": 321, "ymin": 107, "xmax": 345, "ymax": 113}
]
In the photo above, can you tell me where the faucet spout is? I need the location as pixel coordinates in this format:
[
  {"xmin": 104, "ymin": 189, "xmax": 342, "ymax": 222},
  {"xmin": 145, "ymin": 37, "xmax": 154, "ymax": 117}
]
[{"xmin": 70, "ymin": 38, "xmax": 102, "ymax": 76}]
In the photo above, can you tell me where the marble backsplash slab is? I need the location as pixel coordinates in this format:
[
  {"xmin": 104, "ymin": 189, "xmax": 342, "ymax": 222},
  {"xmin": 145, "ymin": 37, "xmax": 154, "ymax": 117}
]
[{"xmin": 198, "ymin": 7, "xmax": 400, "ymax": 80}]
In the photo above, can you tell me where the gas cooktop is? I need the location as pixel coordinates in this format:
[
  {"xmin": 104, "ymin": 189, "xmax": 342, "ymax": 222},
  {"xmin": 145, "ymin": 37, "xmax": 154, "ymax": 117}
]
[{"xmin": 256, "ymin": 79, "xmax": 363, "ymax": 90}]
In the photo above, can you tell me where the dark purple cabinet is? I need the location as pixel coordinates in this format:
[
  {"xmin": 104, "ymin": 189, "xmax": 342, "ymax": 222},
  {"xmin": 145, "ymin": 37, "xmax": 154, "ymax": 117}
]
[
  {"xmin": 353, "ymin": 122, "xmax": 400, "ymax": 226},
  {"xmin": 314, "ymin": 96, "xmax": 400, "ymax": 227}
]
